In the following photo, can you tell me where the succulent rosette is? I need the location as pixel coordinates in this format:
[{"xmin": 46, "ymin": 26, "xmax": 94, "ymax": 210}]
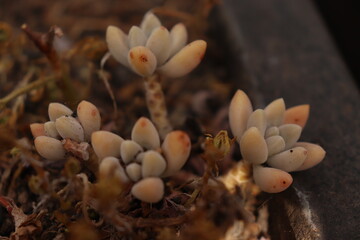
[
  {"xmin": 106, "ymin": 11, "xmax": 207, "ymax": 77},
  {"xmin": 92, "ymin": 117, "xmax": 191, "ymax": 203},
  {"xmin": 229, "ymin": 90, "xmax": 326, "ymax": 193},
  {"xmin": 30, "ymin": 101, "xmax": 101, "ymax": 161}
]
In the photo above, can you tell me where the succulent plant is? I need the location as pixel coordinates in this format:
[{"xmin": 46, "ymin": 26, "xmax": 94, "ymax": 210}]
[
  {"xmin": 229, "ymin": 90, "xmax": 325, "ymax": 193},
  {"xmin": 105, "ymin": 11, "xmax": 207, "ymax": 138},
  {"xmin": 30, "ymin": 101, "xmax": 101, "ymax": 161},
  {"xmin": 106, "ymin": 11, "xmax": 207, "ymax": 78},
  {"xmin": 92, "ymin": 117, "xmax": 191, "ymax": 203}
]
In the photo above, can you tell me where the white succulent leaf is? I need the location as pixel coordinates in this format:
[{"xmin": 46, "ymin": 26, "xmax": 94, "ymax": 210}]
[
  {"xmin": 253, "ymin": 165, "xmax": 293, "ymax": 193},
  {"xmin": 34, "ymin": 136, "xmax": 65, "ymax": 161},
  {"xmin": 126, "ymin": 163, "xmax": 142, "ymax": 182},
  {"xmin": 106, "ymin": 25, "xmax": 129, "ymax": 67},
  {"xmin": 278, "ymin": 124, "xmax": 302, "ymax": 149},
  {"xmin": 161, "ymin": 131, "xmax": 191, "ymax": 177},
  {"xmin": 120, "ymin": 140, "xmax": 143, "ymax": 164},
  {"xmin": 264, "ymin": 98, "xmax": 285, "ymax": 127},
  {"xmin": 77, "ymin": 100, "xmax": 101, "ymax": 141},
  {"xmin": 240, "ymin": 127, "xmax": 268, "ymax": 165},
  {"xmin": 146, "ymin": 26, "xmax": 171, "ymax": 66},
  {"xmin": 140, "ymin": 11, "xmax": 162, "ymax": 36},
  {"xmin": 293, "ymin": 142, "xmax": 326, "ymax": 171},
  {"xmin": 91, "ymin": 131, "xmax": 124, "ymax": 160},
  {"xmin": 246, "ymin": 109, "xmax": 267, "ymax": 136},
  {"xmin": 267, "ymin": 147, "xmax": 307, "ymax": 172},
  {"xmin": 48, "ymin": 103, "xmax": 73, "ymax": 122},
  {"xmin": 30, "ymin": 123, "xmax": 45, "ymax": 138},
  {"xmin": 141, "ymin": 150, "xmax": 166, "ymax": 178},
  {"xmin": 169, "ymin": 23, "xmax": 188, "ymax": 57},
  {"xmin": 127, "ymin": 46, "xmax": 157, "ymax": 77},
  {"xmin": 264, "ymin": 126, "xmax": 279, "ymax": 138},
  {"xmin": 99, "ymin": 157, "xmax": 129, "ymax": 183},
  {"xmin": 131, "ymin": 177, "xmax": 164, "ymax": 203},
  {"xmin": 131, "ymin": 117, "xmax": 160, "ymax": 150},
  {"xmin": 266, "ymin": 135, "xmax": 285, "ymax": 156},
  {"xmin": 158, "ymin": 40, "xmax": 207, "ymax": 78},
  {"xmin": 44, "ymin": 121, "xmax": 60, "ymax": 139},
  {"xmin": 55, "ymin": 116, "xmax": 84, "ymax": 142},
  {"xmin": 229, "ymin": 90, "xmax": 253, "ymax": 143},
  {"xmin": 128, "ymin": 26, "xmax": 147, "ymax": 48}
]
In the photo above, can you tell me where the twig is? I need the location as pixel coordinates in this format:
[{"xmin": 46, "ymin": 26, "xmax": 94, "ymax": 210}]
[
  {"xmin": 8, "ymin": 69, "xmax": 35, "ymax": 126},
  {"xmin": 77, "ymin": 173, "xmax": 91, "ymax": 224},
  {"xmin": 99, "ymin": 52, "xmax": 118, "ymax": 119},
  {"xmin": 0, "ymin": 76, "xmax": 54, "ymax": 110},
  {"xmin": 184, "ymin": 188, "xmax": 200, "ymax": 208},
  {"xmin": 115, "ymin": 211, "xmax": 188, "ymax": 228}
]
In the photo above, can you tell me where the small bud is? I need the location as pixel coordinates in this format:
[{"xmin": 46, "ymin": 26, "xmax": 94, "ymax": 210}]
[
  {"xmin": 131, "ymin": 177, "xmax": 164, "ymax": 203},
  {"xmin": 34, "ymin": 136, "xmax": 65, "ymax": 161},
  {"xmin": 213, "ymin": 130, "xmax": 232, "ymax": 157}
]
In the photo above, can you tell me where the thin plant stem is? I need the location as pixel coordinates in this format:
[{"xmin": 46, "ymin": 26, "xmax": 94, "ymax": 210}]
[
  {"xmin": 98, "ymin": 69, "xmax": 118, "ymax": 119},
  {"xmin": 0, "ymin": 76, "xmax": 54, "ymax": 110},
  {"xmin": 184, "ymin": 188, "xmax": 200, "ymax": 208},
  {"xmin": 144, "ymin": 73, "xmax": 172, "ymax": 139},
  {"xmin": 99, "ymin": 52, "xmax": 118, "ymax": 119}
]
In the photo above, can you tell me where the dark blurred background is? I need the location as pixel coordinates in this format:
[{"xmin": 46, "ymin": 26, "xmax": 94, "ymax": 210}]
[{"xmin": 313, "ymin": 0, "xmax": 360, "ymax": 87}]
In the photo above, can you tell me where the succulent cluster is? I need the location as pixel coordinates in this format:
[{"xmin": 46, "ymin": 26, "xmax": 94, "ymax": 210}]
[
  {"xmin": 92, "ymin": 117, "xmax": 191, "ymax": 203},
  {"xmin": 30, "ymin": 101, "xmax": 191, "ymax": 203},
  {"xmin": 106, "ymin": 11, "xmax": 207, "ymax": 77},
  {"xmin": 229, "ymin": 90, "xmax": 326, "ymax": 193},
  {"xmin": 30, "ymin": 101, "xmax": 101, "ymax": 161}
]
